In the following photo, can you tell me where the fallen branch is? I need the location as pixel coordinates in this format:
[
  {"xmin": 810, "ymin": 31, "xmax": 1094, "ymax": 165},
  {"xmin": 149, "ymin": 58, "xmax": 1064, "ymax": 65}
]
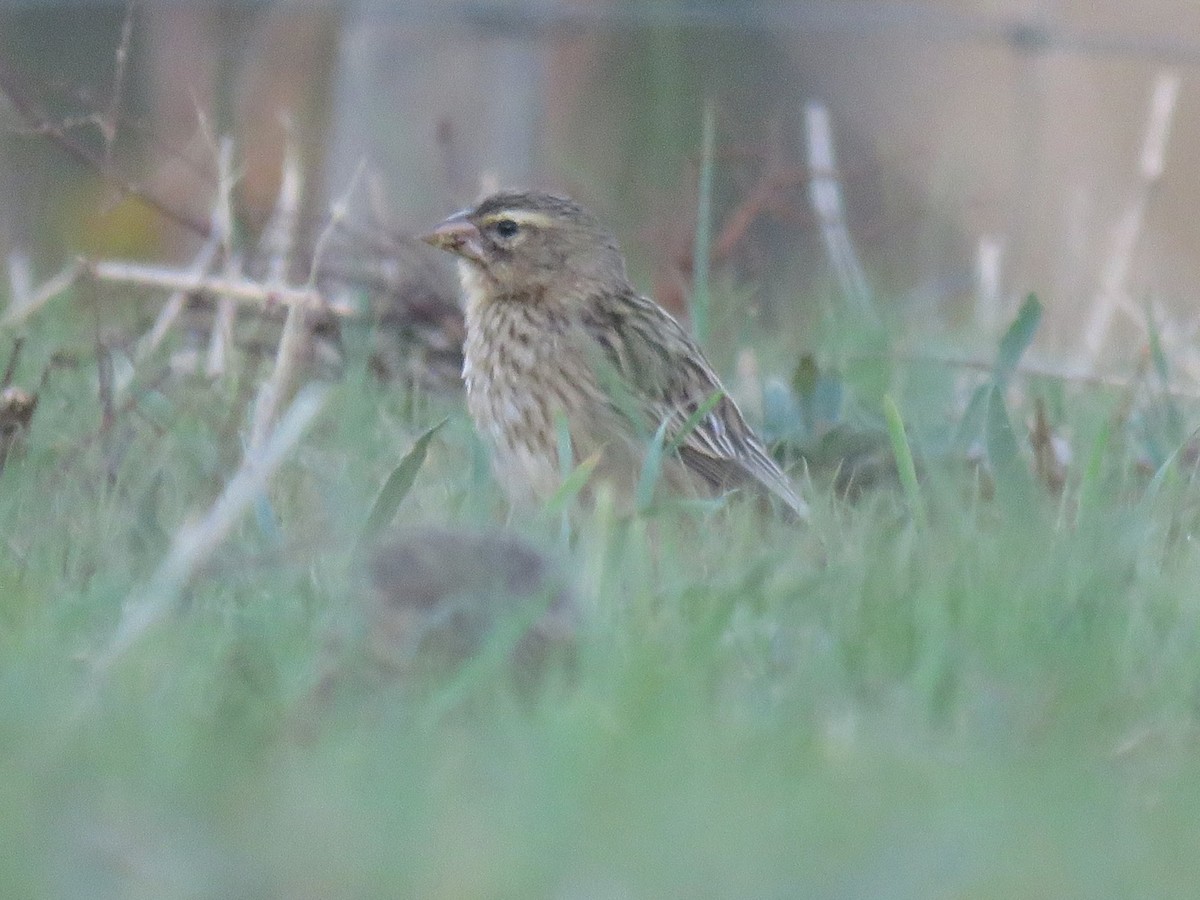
[{"xmin": 87, "ymin": 261, "xmax": 357, "ymax": 318}]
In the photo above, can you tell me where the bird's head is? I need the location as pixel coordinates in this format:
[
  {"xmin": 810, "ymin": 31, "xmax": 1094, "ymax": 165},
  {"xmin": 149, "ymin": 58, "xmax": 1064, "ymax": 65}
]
[{"xmin": 420, "ymin": 191, "xmax": 627, "ymax": 301}]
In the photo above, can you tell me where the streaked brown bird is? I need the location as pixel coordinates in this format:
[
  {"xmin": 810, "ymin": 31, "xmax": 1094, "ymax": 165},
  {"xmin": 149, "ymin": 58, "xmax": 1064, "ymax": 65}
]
[{"xmin": 421, "ymin": 191, "xmax": 807, "ymax": 519}]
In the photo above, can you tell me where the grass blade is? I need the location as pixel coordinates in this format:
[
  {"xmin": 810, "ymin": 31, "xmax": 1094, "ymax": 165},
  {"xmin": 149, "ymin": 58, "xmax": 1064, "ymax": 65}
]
[
  {"xmin": 543, "ymin": 450, "xmax": 603, "ymax": 519},
  {"xmin": 664, "ymin": 390, "xmax": 725, "ymax": 456},
  {"xmin": 636, "ymin": 418, "xmax": 674, "ymax": 513},
  {"xmin": 1076, "ymin": 419, "xmax": 1112, "ymax": 525},
  {"xmin": 636, "ymin": 390, "xmax": 724, "ymax": 514},
  {"xmin": 883, "ymin": 394, "xmax": 926, "ymax": 526},
  {"xmin": 993, "ymin": 293, "xmax": 1042, "ymax": 388},
  {"xmin": 953, "ymin": 383, "xmax": 991, "ymax": 453},
  {"xmin": 359, "ymin": 418, "xmax": 447, "ymax": 546},
  {"xmin": 691, "ymin": 102, "xmax": 716, "ymax": 345},
  {"xmin": 985, "ymin": 384, "xmax": 1036, "ymax": 505},
  {"xmin": 1142, "ymin": 443, "xmax": 1180, "ymax": 510}
]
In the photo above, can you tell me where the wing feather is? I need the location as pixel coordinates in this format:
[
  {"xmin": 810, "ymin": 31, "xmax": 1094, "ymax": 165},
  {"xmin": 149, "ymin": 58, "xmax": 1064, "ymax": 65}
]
[{"xmin": 580, "ymin": 288, "xmax": 808, "ymax": 519}]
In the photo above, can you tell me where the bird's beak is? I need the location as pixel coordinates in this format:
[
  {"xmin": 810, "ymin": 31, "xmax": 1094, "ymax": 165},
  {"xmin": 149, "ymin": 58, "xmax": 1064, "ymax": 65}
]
[{"xmin": 420, "ymin": 211, "xmax": 486, "ymax": 265}]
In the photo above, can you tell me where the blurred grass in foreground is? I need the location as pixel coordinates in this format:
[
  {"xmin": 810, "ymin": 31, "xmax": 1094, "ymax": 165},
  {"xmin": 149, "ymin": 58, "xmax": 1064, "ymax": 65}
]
[{"xmin": 2, "ymin": 290, "xmax": 1200, "ymax": 898}]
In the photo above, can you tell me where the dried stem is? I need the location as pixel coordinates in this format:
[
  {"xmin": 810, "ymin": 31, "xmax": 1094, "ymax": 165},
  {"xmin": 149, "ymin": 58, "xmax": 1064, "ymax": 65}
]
[
  {"xmin": 2, "ymin": 260, "xmax": 86, "ymax": 328},
  {"xmin": 0, "ymin": 54, "xmax": 211, "ymax": 238},
  {"xmin": 133, "ymin": 235, "xmax": 221, "ymax": 362},
  {"xmin": 102, "ymin": 0, "xmax": 137, "ymax": 165},
  {"xmin": 1081, "ymin": 70, "xmax": 1180, "ymax": 366},
  {"xmin": 88, "ymin": 261, "xmax": 356, "ymax": 317},
  {"xmin": 803, "ymin": 102, "xmax": 873, "ymax": 321},
  {"xmin": 7, "ymin": 251, "xmax": 32, "ymax": 308},
  {"xmin": 90, "ymin": 383, "xmax": 330, "ymax": 677},
  {"xmin": 205, "ymin": 137, "xmax": 239, "ymax": 378},
  {"xmin": 882, "ymin": 349, "xmax": 1200, "ymax": 401},
  {"xmin": 249, "ymin": 135, "xmax": 308, "ymax": 452},
  {"xmin": 975, "ymin": 235, "xmax": 1004, "ymax": 333}
]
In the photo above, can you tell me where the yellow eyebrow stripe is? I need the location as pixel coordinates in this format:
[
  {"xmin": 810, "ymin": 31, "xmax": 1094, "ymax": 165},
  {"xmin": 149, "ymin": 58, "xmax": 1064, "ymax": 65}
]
[{"xmin": 478, "ymin": 210, "xmax": 553, "ymax": 229}]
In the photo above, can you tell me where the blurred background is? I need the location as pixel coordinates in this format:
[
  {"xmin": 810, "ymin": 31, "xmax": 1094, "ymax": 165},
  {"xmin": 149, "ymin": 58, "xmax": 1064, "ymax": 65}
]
[{"xmin": 2, "ymin": 0, "xmax": 1199, "ymax": 375}]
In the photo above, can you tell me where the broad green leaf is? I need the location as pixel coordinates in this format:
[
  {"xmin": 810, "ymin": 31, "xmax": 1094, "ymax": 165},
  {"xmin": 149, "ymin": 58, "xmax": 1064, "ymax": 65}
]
[
  {"xmin": 254, "ymin": 494, "xmax": 281, "ymax": 545},
  {"xmin": 1146, "ymin": 312, "xmax": 1184, "ymax": 452},
  {"xmin": 812, "ymin": 370, "xmax": 844, "ymax": 430},
  {"xmin": 762, "ymin": 380, "xmax": 802, "ymax": 444},
  {"xmin": 1142, "ymin": 442, "xmax": 1181, "ymax": 510}
]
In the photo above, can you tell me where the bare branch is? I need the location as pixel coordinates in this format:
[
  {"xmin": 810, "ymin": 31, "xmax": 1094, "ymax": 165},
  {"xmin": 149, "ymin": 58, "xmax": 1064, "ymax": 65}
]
[
  {"xmin": 133, "ymin": 234, "xmax": 221, "ymax": 361},
  {"xmin": 2, "ymin": 260, "xmax": 86, "ymax": 328},
  {"xmin": 102, "ymin": 0, "xmax": 137, "ymax": 165},
  {"xmin": 0, "ymin": 54, "xmax": 211, "ymax": 238},
  {"xmin": 88, "ymin": 260, "xmax": 356, "ymax": 318}
]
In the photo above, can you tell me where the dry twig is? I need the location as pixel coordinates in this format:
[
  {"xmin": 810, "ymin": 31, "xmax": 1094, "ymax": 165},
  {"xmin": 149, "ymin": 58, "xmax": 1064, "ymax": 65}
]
[
  {"xmin": 1081, "ymin": 70, "xmax": 1180, "ymax": 366},
  {"xmin": 803, "ymin": 101, "xmax": 873, "ymax": 320},
  {"xmin": 90, "ymin": 383, "xmax": 330, "ymax": 677},
  {"xmin": 249, "ymin": 135, "xmax": 308, "ymax": 452}
]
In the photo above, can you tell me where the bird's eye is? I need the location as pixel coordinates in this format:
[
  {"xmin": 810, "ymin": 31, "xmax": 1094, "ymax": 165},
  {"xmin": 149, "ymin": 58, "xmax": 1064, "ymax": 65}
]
[{"xmin": 493, "ymin": 218, "xmax": 519, "ymax": 239}]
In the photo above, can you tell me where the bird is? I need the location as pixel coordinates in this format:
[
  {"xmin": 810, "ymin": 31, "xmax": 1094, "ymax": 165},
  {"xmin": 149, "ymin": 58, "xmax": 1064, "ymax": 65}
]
[{"xmin": 420, "ymin": 190, "xmax": 807, "ymax": 520}]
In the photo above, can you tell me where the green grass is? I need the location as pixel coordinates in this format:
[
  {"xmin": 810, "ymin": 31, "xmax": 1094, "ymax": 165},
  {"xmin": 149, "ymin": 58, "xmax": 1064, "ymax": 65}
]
[{"xmin": 3, "ymin": 301, "xmax": 1200, "ymax": 898}]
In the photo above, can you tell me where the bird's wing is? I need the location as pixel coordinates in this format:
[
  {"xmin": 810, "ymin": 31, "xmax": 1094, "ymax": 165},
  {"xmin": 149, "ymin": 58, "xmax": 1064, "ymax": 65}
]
[{"xmin": 581, "ymin": 290, "xmax": 808, "ymax": 519}]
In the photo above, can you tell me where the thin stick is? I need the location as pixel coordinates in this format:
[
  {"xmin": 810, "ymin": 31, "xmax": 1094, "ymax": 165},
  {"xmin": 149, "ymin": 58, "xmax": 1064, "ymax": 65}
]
[
  {"xmin": 308, "ymin": 158, "xmax": 367, "ymax": 287},
  {"xmin": 257, "ymin": 116, "xmax": 303, "ymax": 285},
  {"xmin": 88, "ymin": 261, "xmax": 356, "ymax": 317},
  {"xmin": 879, "ymin": 349, "xmax": 1200, "ymax": 401},
  {"xmin": 691, "ymin": 102, "xmax": 716, "ymax": 344},
  {"xmin": 803, "ymin": 101, "xmax": 873, "ymax": 320},
  {"xmin": 1, "ymin": 337, "xmax": 22, "ymax": 389},
  {"xmin": 7, "ymin": 251, "xmax": 31, "ymax": 308},
  {"xmin": 90, "ymin": 382, "xmax": 330, "ymax": 677},
  {"xmin": 249, "ymin": 136, "xmax": 307, "ymax": 453},
  {"xmin": 133, "ymin": 234, "xmax": 221, "ymax": 361},
  {"xmin": 1, "ymin": 260, "xmax": 86, "ymax": 328},
  {"xmin": 205, "ymin": 137, "xmax": 238, "ymax": 378},
  {"xmin": 102, "ymin": 0, "xmax": 137, "ymax": 165},
  {"xmin": 975, "ymin": 235, "xmax": 1004, "ymax": 332},
  {"xmin": 1080, "ymin": 70, "xmax": 1180, "ymax": 366},
  {"xmin": 0, "ymin": 55, "xmax": 211, "ymax": 238}
]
